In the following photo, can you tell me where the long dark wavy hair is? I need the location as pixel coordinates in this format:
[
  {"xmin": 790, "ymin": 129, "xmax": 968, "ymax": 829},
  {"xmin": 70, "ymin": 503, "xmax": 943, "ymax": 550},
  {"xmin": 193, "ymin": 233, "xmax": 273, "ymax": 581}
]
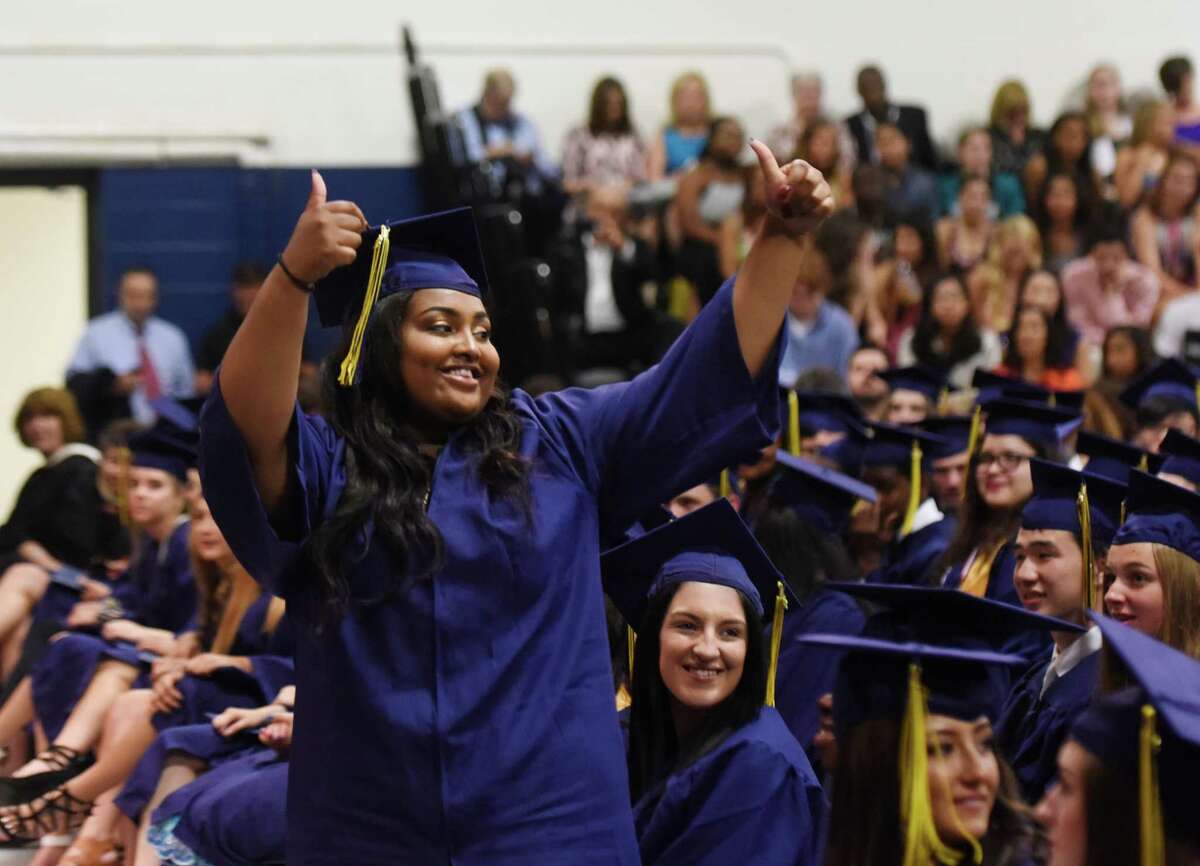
[
  {"xmin": 1002, "ymin": 304, "xmax": 1069, "ymax": 375},
  {"xmin": 305, "ymin": 290, "xmax": 530, "ymax": 623},
  {"xmin": 627, "ymin": 583, "xmax": 767, "ymax": 804},
  {"xmin": 753, "ymin": 504, "xmax": 859, "ymax": 600},
  {"xmin": 910, "ymin": 272, "xmax": 984, "ymax": 373},
  {"xmin": 822, "ymin": 718, "xmax": 1038, "ymax": 866}
]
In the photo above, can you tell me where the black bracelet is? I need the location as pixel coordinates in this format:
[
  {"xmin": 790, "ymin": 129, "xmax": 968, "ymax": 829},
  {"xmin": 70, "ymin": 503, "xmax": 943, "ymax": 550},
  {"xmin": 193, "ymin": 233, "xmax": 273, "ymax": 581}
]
[{"xmin": 276, "ymin": 255, "xmax": 316, "ymax": 294}]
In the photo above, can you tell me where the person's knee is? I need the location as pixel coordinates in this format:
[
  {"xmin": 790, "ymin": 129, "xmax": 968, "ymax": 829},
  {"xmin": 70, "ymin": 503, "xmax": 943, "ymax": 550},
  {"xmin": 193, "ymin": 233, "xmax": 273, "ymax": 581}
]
[
  {"xmin": 109, "ymin": 688, "xmax": 153, "ymax": 724},
  {"xmin": 95, "ymin": 660, "xmax": 139, "ymax": 688},
  {"xmin": 3, "ymin": 563, "xmax": 49, "ymax": 601}
]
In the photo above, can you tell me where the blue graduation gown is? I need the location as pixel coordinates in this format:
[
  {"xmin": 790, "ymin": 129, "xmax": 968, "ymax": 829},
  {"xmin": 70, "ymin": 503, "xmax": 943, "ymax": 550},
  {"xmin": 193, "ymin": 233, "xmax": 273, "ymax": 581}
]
[
  {"xmin": 941, "ymin": 544, "xmax": 1050, "ymax": 664},
  {"xmin": 199, "ymin": 278, "xmax": 783, "ymax": 866},
  {"xmin": 867, "ymin": 517, "xmax": 957, "ymax": 587},
  {"xmin": 633, "ymin": 706, "xmax": 824, "ymax": 866},
  {"xmin": 773, "ymin": 589, "xmax": 864, "ymax": 753},
  {"xmin": 995, "ymin": 647, "xmax": 1099, "ymax": 803}
]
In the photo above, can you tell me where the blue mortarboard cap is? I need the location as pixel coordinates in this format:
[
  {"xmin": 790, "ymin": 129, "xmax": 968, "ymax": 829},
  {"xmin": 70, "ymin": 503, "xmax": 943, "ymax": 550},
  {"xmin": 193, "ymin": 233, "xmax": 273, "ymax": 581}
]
[
  {"xmin": 1119, "ymin": 358, "xmax": 1200, "ymax": 411},
  {"xmin": 149, "ymin": 397, "xmax": 200, "ymax": 443},
  {"xmin": 128, "ymin": 421, "xmax": 197, "ymax": 482},
  {"xmin": 819, "ymin": 421, "xmax": 870, "ymax": 476},
  {"xmin": 793, "ymin": 391, "xmax": 863, "ymax": 435},
  {"xmin": 1069, "ymin": 613, "xmax": 1200, "ymax": 849},
  {"xmin": 769, "ymin": 452, "xmax": 876, "ymax": 535},
  {"xmin": 878, "ymin": 366, "xmax": 949, "ymax": 403},
  {"xmin": 981, "ymin": 398, "xmax": 1081, "ymax": 447},
  {"xmin": 862, "ymin": 422, "xmax": 949, "ymax": 470},
  {"xmin": 1076, "ymin": 431, "xmax": 1161, "ymax": 484},
  {"xmin": 1157, "ymin": 429, "xmax": 1200, "ymax": 487},
  {"xmin": 919, "ymin": 415, "xmax": 972, "ymax": 459},
  {"xmin": 1111, "ymin": 469, "xmax": 1200, "ymax": 562},
  {"xmin": 1021, "ymin": 458, "xmax": 1127, "ymax": 549},
  {"xmin": 971, "ymin": 369, "xmax": 1045, "ymax": 405},
  {"xmin": 600, "ymin": 499, "xmax": 794, "ymax": 631}
]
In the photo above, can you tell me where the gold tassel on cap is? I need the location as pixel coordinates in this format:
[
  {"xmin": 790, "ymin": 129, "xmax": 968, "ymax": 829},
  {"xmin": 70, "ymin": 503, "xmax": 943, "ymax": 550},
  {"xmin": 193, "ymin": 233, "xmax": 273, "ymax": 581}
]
[
  {"xmin": 719, "ymin": 469, "xmax": 732, "ymax": 499},
  {"xmin": 626, "ymin": 625, "xmax": 637, "ymax": 683},
  {"xmin": 899, "ymin": 439, "xmax": 923, "ymax": 538},
  {"xmin": 1139, "ymin": 705, "xmax": 1165, "ymax": 866},
  {"xmin": 1077, "ymin": 483, "xmax": 1099, "ymax": 612},
  {"xmin": 1138, "ymin": 453, "xmax": 1149, "ymax": 473},
  {"xmin": 899, "ymin": 664, "xmax": 978, "ymax": 866},
  {"xmin": 337, "ymin": 224, "xmax": 392, "ymax": 386},
  {"xmin": 787, "ymin": 390, "xmax": 801, "ymax": 456},
  {"xmin": 764, "ymin": 581, "xmax": 788, "ymax": 707}
]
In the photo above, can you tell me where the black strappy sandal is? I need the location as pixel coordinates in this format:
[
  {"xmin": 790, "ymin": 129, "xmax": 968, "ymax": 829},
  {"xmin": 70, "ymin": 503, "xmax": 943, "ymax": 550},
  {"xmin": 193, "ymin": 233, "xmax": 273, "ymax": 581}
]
[
  {"xmin": 0, "ymin": 785, "xmax": 93, "ymax": 843},
  {"xmin": 0, "ymin": 745, "xmax": 92, "ymax": 808}
]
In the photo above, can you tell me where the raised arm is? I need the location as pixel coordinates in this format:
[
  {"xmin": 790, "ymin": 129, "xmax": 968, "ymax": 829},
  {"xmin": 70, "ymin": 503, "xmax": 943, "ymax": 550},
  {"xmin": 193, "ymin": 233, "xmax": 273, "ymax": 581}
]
[
  {"xmin": 734, "ymin": 141, "xmax": 834, "ymax": 378},
  {"xmin": 216, "ymin": 171, "xmax": 365, "ymax": 514}
]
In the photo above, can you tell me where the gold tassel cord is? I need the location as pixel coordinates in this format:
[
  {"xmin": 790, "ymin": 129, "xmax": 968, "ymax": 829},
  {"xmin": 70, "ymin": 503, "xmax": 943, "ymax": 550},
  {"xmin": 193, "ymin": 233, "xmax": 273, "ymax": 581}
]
[
  {"xmin": 1139, "ymin": 705, "xmax": 1165, "ymax": 866},
  {"xmin": 899, "ymin": 664, "xmax": 973, "ymax": 866},
  {"xmin": 626, "ymin": 625, "xmax": 637, "ymax": 685},
  {"xmin": 787, "ymin": 390, "xmax": 801, "ymax": 456},
  {"xmin": 899, "ymin": 441, "xmax": 923, "ymax": 538},
  {"xmin": 337, "ymin": 225, "xmax": 392, "ymax": 386},
  {"xmin": 114, "ymin": 446, "xmax": 132, "ymax": 528},
  {"xmin": 1137, "ymin": 453, "xmax": 1149, "ymax": 473},
  {"xmin": 962, "ymin": 405, "xmax": 983, "ymax": 505},
  {"xmin": 719, "ymin": 469, "xmax": 732, "ymax": 499},
  {"xmin": 764, "ymin": 582, "xmax": 788, "ymax": 707},
  {"xmin": 1077, "ymin": 483, "xmax": 1098, "ymax": 612}
]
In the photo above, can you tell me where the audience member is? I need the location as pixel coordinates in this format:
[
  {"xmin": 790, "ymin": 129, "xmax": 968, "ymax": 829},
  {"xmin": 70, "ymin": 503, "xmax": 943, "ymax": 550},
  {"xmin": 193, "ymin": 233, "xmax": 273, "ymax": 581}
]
[
  {"xmin": 817, "ymin": 209, "xmax": 886, "ymax": 348},
  {"xmin": 988, "ymin": 79, "xmax": 1045, "ymax": 177},
  {"xmin": 194, "ymin": 263, "xmax": 266, "ymax": 396},
  {"xmin": 1154, "ymin": 282, "xmax": 1200, "ymax": 361},
  {"xmin": 1113, "ymin": 100, "xmax": 1175, "ymax": 209},
  {"xmin": 874, "ymin": 218, "xmax": 937, "ymax": 357},
  {"xmin": 675, "ymin": 117, "xmax": 748, "ymax": 305},
  {"xmin": 995, "ymin": 305, "xmax": 1086, "ymax": 391},
  {"xmin": 844, "ymin": 65, "xmax": 937, "ymax": 171},
  {"xmin": 1022, "ymin": 111, "xmax": 1096, "ymax": 204},
  {"xmin": 845, "ymin": 345, "xmax": 890, "ymax": 421},
  {"xmin": 1160, "ymin": 54, "xmax": 1200, "ymax": 150},
  {"xmin": 456, "ymin": 68, "xmax": 557, "ymax": 190},
  {"xmin": 561, "ymin": 76, "xmax": 647, "ymax": 207},
  {"xmin": 1083, "ymin": 63, "xmax": 1132, "ymax": 184},
  {"xmin": 1130, "ymin": 152, "xmax": 1199, "ymax": 304},
  {"xmin": 897, "ymin": 272, "xmax": 1002, "ymax": 389},
  {"xmin": 1092, "ymin": 325, "xmax": 1155, "ymax": 440},
  {"xmin": 767, "ymin": 71, "xmax": 854, "ymax": 174},
  {"xmin": 938, "ymin": 127, "xmax": 1026, "ymax": 219},
  {"xmin": 876, "ymin": 122, "xmax": 939, "ymax": 222},
  {"xmin": 1033, "ymin": 170, "xmax": 1092, "ymax": 274},
  {"xmin": 936, "ymin": 176, "xmax": 994, "ymax": 274},
  {"xmin": 967, "ymin": 214, "xmax": 1043, "ymax": 333},
  {"xmin": 796, "ymin": 118, "xmax": 854, "ymax": 210},
  {"xmin": 647, "ymin": 72, "xmax": 712, "ymax": 180},
  {"xmin": 778, "ymin": 237, "xmax": 860, "ymax": 386},
  {"xmin": 1062, "ymin": 203, "xmax": 1159, "ymax": 349},
  {"xmin": 66, "ymin": 266, "xmax": 195, "ymax": 431}
]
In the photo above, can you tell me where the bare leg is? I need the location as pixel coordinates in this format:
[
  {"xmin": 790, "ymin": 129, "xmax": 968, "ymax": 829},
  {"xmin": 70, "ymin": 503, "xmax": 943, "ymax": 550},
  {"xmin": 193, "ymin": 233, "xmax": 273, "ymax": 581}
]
[
  {"xmin": 0, "ymin": 616, "xmax": 32, "ymax": 681},
  {"xmin": 59, "ymin": 792, "xmax": 125, "ymax": 865},
  {"xmin": 63, "ymin": 691, "xmax": 158, "ymax": 802},
  {"xmin": 0, "ymin": 564, "xmax": 49, "ymax": 644},
  {"xmin": 133, "ymin": 755, "xmax": 205, "ymax": 866},
  {"xmin": 0, "ymin": 676, "xmax": 36, "ymax": 753}
]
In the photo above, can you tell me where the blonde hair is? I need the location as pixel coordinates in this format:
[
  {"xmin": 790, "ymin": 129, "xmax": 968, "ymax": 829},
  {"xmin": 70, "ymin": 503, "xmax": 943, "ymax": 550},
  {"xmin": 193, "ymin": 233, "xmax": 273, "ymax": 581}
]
[
  {"xmin": 14, "ymin": 387, "xmax": 86, "ymax": 447},
  {"xmin": 1150, "ymin": 543, "xmax": 1200, "ymax": 659},
  {"xmin": 989, "ymin": 80, "xmax": 1031, "ymax": 130},
  {"xmin": 986, "ymin": 215, "xmax": 1044, "ymax": 271},
  {"xmin": 1130, "ymin": 100, "xmax": 1169, "ymax": 147},
  {"xmin": 1084, "ymin": 64, "xmax": 1126, "ymax": 137},
  {"xmin": 668, "ymin": 71, "xmax": 712, "ymax": 128}
]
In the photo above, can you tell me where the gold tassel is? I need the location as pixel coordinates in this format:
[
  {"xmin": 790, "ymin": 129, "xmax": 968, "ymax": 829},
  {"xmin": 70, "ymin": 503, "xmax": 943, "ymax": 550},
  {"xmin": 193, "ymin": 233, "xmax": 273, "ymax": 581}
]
[
  {"xmin": 1194, "ymin": 381, "xmax": 1200, "ymax": 413},
  {"xmin": 1139, "ymin": 705, "xmax": 1165, "ymax": 866},
  {"xmin": 787, "ymin": 390, "xmax": 801, "ymax": 456},
  {"xmin": 962, "ymin": 405, "xmax": 984, "ymax": 506},
  {"xmin": 626, "ymin": 625, "xmax": 637, "ymax": 684},
  {"xmin": 114, "ymin": 446, "xmax": 132, "ymax": 528},
  {"xmin": 899, "ymin": 440, "xmax": 923, "ymax": 537},
  {"xmin": 899, "ymin": 664, "xmax": 976, "ymax": 866},
  {"xmin": 937, "ymin": 387, "xmax": 950, "ymax": 416},
  {"xmin": 719, "ymin": 469, "xmax": 732, "ymax": 499},
  {"xmin": 1048, "ymin": 392, "xmax": 1057, "ymax": 408},
  {"xmin": 764, "ymin": 581, "xmax": 788, "ymax": 707},
  {"xmin": 337, "ymin": 225, "xmax": 392, "ymax": 386},
  {"xmin": 1077, "ymin": 483, "xmax": 1098, "ymax": 612},
  {"xmin": 1138, "ymin": 453, "xmax": 1149, "ymax": 473}
]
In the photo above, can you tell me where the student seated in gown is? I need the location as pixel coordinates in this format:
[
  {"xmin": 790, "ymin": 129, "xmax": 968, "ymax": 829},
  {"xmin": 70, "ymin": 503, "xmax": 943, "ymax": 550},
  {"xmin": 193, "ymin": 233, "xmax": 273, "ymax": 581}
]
[
  {"xmin": 919, "ymin": 415, "xmax": 973, "ymax": 519},
  {"xmin": 1074, "ymin": 429, "xmax": 1161, "ymax": 485},
  {"xmin": 1155, "ymin": 427, "xmax": 1200, "ymax": 490},
  {"xmin": 602, "ymin": 500, "xmax": 823, "ymax": 866},
  {"xmin": 995, "ymin": 460, "xmax": 1125, "ymax": 803},
  {"xmin": 1118, "ymin": 358, "xmax": 1200, "ymax": 453}
]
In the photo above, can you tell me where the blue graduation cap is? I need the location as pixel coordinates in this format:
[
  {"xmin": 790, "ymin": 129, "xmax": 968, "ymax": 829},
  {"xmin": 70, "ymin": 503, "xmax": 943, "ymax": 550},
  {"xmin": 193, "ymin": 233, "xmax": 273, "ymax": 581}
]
[
  {"xmin": 1119, "ymin": 358, "xmax": 1200, "ymax": 411},
  {"xmin": 128, "ymin": 421, "xmax": 197, "ymax": 482},
  {"xmin": 971, "ymin": 369, "xmax": 1045, "ymax": 405},
  {"xmin": 863, "ymin": 423, "xmax": 950, "ymax": 536},
  {"xmin": 313, "ymin": 208, "xmax": 489, "ymax": 386},
  {"xmin": 818, "ymin": 420, "xmax": 871, "ymax": 477},
  {"xmin": 1076, "ymin": 430, "xmax": 1161, "ymax": 484},
  {"xmin": 769, "ymin": 451, "xmax": 876, "ymax": 536},
  {"xmin": 981, "ymin": 398, "xmax": 1081, "ymax": 448},
  {"xmin": 919, "ymin": 415, "xmax": 972, "ymax": 459},
  {"xmin": 149, "ymin": 397, "xmax": 200, "ymax": 446},
  {"xmin": 1070, "ymin": 613, "xmax": 1200, "ymax": 855},
  {"xmin": 1111, "ymin": 469, "xmax": 1200, "ymax": 562},
  {"xmin": 792, "ymin": 391, "xmax": 863, "ymax": 435},
  {"xmin": 878, "ymin": 366, "xmax": 949, "ymax": 404},
  {"xmin": 1156, "ymin": 429, "xmax": 1200, "ymax": 488},
  {"xmin": 600, "ymin": 499, "xmax": 797, "ymax": 706}
]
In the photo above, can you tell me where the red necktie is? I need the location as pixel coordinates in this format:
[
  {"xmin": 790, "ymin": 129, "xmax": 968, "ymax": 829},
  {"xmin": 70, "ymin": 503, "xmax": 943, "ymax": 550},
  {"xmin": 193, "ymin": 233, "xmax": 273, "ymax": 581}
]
[{"xmin": 138, "ymin": 339, "xmax": 162, "ymax": 400}]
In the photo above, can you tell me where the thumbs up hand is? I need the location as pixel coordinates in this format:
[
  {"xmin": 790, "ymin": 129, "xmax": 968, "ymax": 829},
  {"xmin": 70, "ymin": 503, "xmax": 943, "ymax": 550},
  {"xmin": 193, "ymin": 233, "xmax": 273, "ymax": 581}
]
[
  {"xmin": 749, "ymin": 141, "xmax": 834, "ymax": 239},
  {"xmin": 279, "ymin": 170, "xmax": 368, "ymax": 285}
]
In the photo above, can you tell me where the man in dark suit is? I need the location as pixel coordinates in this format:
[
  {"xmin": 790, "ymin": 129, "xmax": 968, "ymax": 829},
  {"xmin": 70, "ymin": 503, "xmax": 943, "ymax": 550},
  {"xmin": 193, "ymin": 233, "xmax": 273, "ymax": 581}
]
[{"xmin": 845, "ymin": 65, "xmax": 939, "ymax": 172}]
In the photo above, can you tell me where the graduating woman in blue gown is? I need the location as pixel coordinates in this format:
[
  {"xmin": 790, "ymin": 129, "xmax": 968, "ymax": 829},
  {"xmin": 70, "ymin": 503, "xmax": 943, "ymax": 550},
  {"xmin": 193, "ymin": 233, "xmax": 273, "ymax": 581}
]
[{"xmin": 199, "ymin": 147, "xmax": 833, "ymax": 865}]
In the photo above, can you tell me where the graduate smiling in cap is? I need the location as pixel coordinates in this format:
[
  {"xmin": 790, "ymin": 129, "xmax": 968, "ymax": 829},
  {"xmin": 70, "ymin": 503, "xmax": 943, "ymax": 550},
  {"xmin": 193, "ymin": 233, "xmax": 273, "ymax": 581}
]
[{"xmin": 200, "ymin": 150, "xmax": 833, "ymax": 866}]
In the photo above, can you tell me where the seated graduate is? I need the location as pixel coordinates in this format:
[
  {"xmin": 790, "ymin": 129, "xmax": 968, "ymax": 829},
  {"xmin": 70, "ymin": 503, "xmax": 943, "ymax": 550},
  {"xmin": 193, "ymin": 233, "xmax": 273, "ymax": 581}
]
[
  {"xmin": 0, "ymin": 421, "xmax": 196, "ymax": 801},
  {"xmin": 602, "ymin": 499, "xmax": 823, "ymax": 866},
  {"xmin": 1036, "ymin": 614, "xmax": 1200, "ymax": 866},
  {"xmin": 859, "ymin": 423, "xmax": 956, "ymax": 586},
  {"xmin": 1102, "ymin": 469, "xmax": 1200, "ymax": 660},
  {"xmin": 756, "ymin": 452, "xmax": 870, "ymax": 755},
  {"xmin": 1075, "ymin": 430, "xmax": 1161, "ymax": 485},
  {"xmin": 1155, "ymin": 428, "xmax": 1200, "ymax": 491},
  {"xmin": 1118, "ymin": 358, "xmax": 1200, "ymax": 453},
  {"xmin": 879, "ymin": 365, "xmax": 948, "ymax": 426},
  {"xmin": 146, "ymin": 708, "xmax": 292, "ymax": 866},
  {"xmin": 996, "ymin": 459, "xmax": 1125, "ymax": 803},
  {"xmin": 804, "ymin": 587, "xmax": 1073, "ymax": 866},
  {"xmin": 920, "ymin": 415, "xmax": 973, "ymax": 519}
]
